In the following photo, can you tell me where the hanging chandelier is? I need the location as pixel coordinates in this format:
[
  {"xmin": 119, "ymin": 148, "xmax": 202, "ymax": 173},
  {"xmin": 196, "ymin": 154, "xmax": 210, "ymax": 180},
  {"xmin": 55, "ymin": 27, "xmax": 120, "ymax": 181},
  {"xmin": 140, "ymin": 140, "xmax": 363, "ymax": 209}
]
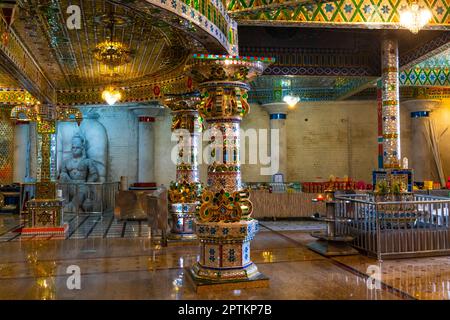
[
  {"xmin": 92, "ymin": 9, "xmax": 132, "ymax": 68},
  {"xmin": 399, "ymin": 1, "xmax": 432, "ymax": 34},
  {"xmin": 93, "ymin": 40, "xmax": 131, "ymax": 68}
]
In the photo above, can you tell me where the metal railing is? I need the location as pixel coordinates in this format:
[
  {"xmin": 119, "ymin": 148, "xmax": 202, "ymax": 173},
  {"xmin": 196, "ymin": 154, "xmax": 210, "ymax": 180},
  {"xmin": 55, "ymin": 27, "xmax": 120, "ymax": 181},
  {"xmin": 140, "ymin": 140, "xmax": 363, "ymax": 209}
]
[
  {"xmin": 335, "ymin": 193, "xmax": 450, "ymax": 260},
  {"xmin": 20, "ymin": 182, "xmax": 119, "ymax": 215}
]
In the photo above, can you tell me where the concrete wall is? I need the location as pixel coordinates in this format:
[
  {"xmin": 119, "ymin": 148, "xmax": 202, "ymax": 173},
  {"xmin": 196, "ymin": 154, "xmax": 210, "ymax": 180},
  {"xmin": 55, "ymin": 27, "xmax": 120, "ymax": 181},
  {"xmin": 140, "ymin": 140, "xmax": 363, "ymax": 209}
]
[{"xmin": 240, "ymin": 100, "xmax": 413, "ymax": 183}]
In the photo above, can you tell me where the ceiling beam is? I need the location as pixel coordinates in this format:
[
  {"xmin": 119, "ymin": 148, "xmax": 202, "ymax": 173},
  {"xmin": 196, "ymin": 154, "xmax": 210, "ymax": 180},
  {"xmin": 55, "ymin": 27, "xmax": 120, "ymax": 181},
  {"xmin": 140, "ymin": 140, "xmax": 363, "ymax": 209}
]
[{"xmin": 230, "ymin": 0, "xmax": 450, "ymax": 30}]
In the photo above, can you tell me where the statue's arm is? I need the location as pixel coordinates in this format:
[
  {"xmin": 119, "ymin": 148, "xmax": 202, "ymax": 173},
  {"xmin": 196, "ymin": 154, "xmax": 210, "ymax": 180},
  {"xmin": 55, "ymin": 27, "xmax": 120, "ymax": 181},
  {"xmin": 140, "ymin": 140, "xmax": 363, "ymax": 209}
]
[
  {"xmin": 59, "ymin": 163, "xmax": 71, "ymax": 182},
  {"xmin": 87, "ymin": 160, "xmax": 100, "ymax": 182}
]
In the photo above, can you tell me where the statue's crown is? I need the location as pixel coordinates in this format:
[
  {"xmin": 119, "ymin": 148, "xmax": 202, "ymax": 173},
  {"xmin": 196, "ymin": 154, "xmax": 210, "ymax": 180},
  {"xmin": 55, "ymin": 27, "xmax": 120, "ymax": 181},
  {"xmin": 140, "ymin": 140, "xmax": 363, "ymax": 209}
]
[{"xmin": 72, "ymin": 133, "xmax": 85, "ymax": 147}]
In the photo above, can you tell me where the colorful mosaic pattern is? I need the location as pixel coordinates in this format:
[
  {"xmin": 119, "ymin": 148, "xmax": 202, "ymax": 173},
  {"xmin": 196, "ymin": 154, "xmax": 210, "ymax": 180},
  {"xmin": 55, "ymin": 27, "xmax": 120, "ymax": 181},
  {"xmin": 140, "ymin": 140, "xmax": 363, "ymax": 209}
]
[
  {"xmin": 400, "ymin": 33, "xmax": 450, "ymax": 69},
  {"xmin": 248, "ymin": 76, "xmax": 375, "ymax": 103},
  {"xmin": 229, "ymin": 0, "xmax": 450, "ymax": 28},
  {"xmin": 56, "ymin": 76, "xmax": 195, "ymax": 105},
  {"xmin": 198, "ymin": 189, "xmax": 253, "ymax": 222},
  {"xmin": 402, "ymin": 87, "xmax": 450, "ymax": 99},
  {"xmin": 189, "ymin": 56, "xmax": 269, "ymax": 282},
  {"xmin": 192, "ymin": 53, "xmax": 275, "ymax": 63},
  {"xmin": 147, "ymin": 0, "xmax": 238, "ymax": 54},
  {"xmin": 400, "ymin": 49, "xmax": 450, "ymax": 86},
  {"xmin": 400, "ymin": 67, "xmax": 450, "ymax": 86},
  {"xmin": 0, "ymin": 89, "xmax": 38, "ymax": 105}
]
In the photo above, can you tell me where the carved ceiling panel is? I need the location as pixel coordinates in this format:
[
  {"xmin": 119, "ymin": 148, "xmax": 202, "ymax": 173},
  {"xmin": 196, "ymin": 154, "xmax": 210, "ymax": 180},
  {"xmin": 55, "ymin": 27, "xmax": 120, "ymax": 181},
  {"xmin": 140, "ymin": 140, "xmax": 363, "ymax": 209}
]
[
  {"xmin": 12, "ymin": 0, "xmax": 205, "ymax": 90},
  {"xmin": 0, "ymin": 69, "xmax": 20, "ymax": 89}
]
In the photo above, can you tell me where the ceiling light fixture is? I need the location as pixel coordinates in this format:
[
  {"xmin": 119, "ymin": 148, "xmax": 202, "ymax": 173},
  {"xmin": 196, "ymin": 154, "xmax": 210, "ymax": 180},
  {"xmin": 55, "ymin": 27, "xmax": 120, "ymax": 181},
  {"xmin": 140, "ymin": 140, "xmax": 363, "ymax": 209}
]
[
  {"xmin": 283, "ymin": 95, "xmax": 300, "ymax": 108},
  {"xmin": 93, "ymin": 9, "xmax": 132, "ymax": 69},
  {"xmin": 93, "ymin": 40, "xmax": 132, "ymax": 68},
  {"xmin": 399, "ymin": 1, "xmax": 432, "ymax": 34},
  {"xmin": 102, "ymin": 87, "xmax": 122, "ymax": 106}
]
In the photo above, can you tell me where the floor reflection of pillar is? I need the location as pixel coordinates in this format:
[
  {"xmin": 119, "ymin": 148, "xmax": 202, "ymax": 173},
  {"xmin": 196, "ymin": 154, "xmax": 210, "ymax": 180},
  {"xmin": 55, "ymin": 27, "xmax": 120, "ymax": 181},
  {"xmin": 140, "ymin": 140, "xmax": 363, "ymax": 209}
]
[{"xmin": 185, "ymin": 55, "xmax": 273, "ymax": 292}]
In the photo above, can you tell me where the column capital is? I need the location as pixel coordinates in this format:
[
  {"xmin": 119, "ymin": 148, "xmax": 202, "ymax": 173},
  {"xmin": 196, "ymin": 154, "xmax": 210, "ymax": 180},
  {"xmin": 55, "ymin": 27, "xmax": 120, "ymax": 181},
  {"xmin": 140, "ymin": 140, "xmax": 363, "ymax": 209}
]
[
  {"xmin": 130, "ymin": 105, "xmax": 164, "ymax": 118},
  {"xmin": 262, "ymin": 102, "xmax": 289, "ymax": 116},
  {"xmin": 402, "ymin": 99, "xmax": 441, "ymax": 114}
]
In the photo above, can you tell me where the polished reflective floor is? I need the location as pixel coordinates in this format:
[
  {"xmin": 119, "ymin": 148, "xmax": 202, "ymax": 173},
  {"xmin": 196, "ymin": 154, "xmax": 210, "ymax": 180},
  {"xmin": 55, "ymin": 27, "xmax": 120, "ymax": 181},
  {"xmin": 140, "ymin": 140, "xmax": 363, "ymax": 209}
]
[{"xmin": 0, "ymin": 215, "xmax": 449, "ymax": 300}]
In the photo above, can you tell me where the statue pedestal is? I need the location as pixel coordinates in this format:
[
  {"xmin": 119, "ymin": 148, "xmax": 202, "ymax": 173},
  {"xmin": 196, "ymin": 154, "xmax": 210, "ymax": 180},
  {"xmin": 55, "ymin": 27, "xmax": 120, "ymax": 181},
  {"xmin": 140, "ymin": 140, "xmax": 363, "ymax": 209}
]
[
  {"xmin": 186, "ymin": 219, "xmax": 269, "ymax": 292},
  {"xmin": 168, "ymin": 203, "xmax": 197, "ymax": 241},
  {"xmin": 22, "ymin": 198, "xmax": 68, "ymax": 239}
]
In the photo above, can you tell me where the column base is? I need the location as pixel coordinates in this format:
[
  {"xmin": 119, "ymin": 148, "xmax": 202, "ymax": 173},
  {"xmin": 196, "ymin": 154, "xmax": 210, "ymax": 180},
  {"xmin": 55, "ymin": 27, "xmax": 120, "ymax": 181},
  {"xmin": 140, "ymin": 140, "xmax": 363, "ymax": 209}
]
[
  {"xmin": 23, "ymin": 198, "xmax": 67, "ymax": 239},
  {"xmin": 168, "ymin": 203, "xmax": 197, "ymax": 241},
  {"xmin": 185, "ymin": 265, "xmax": 269, "ymax": 293},
  {"xmin": 21, "ymin": 223, "xmax": 69, "ymax": 239}
]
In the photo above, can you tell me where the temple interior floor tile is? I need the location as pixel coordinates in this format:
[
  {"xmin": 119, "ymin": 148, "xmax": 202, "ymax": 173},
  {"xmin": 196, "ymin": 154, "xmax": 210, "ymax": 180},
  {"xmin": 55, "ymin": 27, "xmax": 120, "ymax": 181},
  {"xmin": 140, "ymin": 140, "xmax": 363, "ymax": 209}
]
[{"xmin": 0, "ymin": 218, "xmax": 449, "ymax": 300}]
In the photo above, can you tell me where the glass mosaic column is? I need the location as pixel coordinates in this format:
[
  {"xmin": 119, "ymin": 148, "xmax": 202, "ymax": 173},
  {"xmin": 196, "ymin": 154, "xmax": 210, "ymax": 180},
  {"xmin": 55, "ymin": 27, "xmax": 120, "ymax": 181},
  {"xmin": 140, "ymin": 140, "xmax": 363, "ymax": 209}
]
[
  {"xmin": 381, "ymin": 37, "xmax": 401, "ymax": 169},
  {"xmin": 167, "ymin": 95, "xmax": 202, "ymax": 240},
  {"xmin": 186, "ymin": 55, "xmax": 273, "ymax": 289}
]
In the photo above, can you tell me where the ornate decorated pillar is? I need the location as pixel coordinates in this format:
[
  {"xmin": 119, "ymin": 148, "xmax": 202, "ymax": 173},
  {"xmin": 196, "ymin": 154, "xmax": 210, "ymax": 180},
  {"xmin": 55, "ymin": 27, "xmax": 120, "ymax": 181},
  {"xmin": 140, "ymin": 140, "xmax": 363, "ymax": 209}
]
[
  {"xmin": 166, "ymin": 94, "xmax": 202, "ymax": 240},
  {"xmin": 10, "ymin": 105, "xmax": 82, "ymax": 238},
  {"xmin": 373, "ymin": 36, "xmax": 413, "ymax": 192},
  {"xmin": 262, "ymin": 102, "xmax": 289, "ymax": 180},
  {"xmin": 185, "ymin": 55, "xmax": 273, "ymax": 290},
  {"xmin": 381, "ymin": 37, "xmax": 401, "ymax": 169}
]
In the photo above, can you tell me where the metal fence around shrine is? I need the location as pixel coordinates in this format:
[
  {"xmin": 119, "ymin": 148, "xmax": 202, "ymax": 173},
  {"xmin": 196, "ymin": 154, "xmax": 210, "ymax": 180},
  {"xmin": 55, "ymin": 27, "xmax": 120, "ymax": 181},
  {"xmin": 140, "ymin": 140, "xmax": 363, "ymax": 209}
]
[
  {"xmin": 20, "ymin": 182, "xmax": 119, "ymax": 215},
  {"xmin": 335, "ymin": 194, "xmax": 450, "ymax": 260}
]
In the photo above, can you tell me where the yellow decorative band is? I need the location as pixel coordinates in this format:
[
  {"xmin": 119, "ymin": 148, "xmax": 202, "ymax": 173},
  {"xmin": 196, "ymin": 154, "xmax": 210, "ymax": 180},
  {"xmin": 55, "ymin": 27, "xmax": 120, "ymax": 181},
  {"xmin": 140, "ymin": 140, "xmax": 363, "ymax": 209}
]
[
  {"xmin": 382, "ymin": 67, "xmax": 398, "ymax": 73},
  {"xmin": 383, "ymin": 164, "xmax": 401, "ymax": 169},
  {"xmin": 383, "ymin": 133, "xmax": 398, "ymax": 139},
  {"xmin": 382, "ymin": 100, "xmax": 398, "ymax": 106}
]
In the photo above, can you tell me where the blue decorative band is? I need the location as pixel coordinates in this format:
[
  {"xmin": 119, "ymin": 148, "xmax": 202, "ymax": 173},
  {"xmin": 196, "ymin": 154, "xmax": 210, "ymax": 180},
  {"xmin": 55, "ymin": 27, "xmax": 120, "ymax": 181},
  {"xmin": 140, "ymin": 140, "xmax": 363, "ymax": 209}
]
[
  {"xmin": 270, "ymin": 113, "xmax": 287, "ymax": 120},
  {"xmin": 411, "ymin": 111, "xmax": 429, "ymax": 118}
]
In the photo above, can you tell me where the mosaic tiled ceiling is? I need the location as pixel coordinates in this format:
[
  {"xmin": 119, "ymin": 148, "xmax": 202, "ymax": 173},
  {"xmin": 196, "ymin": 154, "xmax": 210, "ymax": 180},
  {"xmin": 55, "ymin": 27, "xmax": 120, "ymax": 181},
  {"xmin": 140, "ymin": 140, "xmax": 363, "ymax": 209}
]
[
  {"xmin": 400, "ymin": 48, "xmax": 450, "ymax": 86},
  {"xmin": 237, "ymin": 25, "xmax": 449, "ymax": 101},
  {"xmin": 0, "ymin": 69, "xmax": 19, "ymax": 89},
  {"xmin": 248, "ymin": 75, "xmax": 376, "ymax": 102},
  {"xmin": 12, "ymin": 0, "xmax": 203, "ymax": 89},
  {"xmin": 228, "ymin": 0, "xmax": 450, "ymax": 28},
  {"xmin": 0, "ymin": 0, "xmax": 447, "ymax": 105}
]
